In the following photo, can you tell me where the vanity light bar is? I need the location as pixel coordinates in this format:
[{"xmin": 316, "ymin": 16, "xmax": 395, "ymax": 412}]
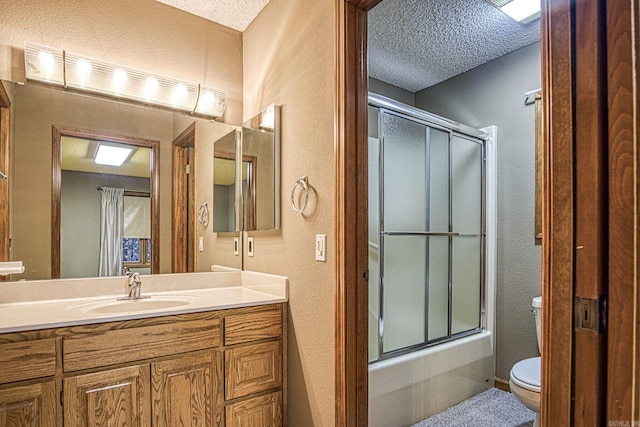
[{"xmin": 24, "ymin": 42, "xmax": 228, "ymax": 119}]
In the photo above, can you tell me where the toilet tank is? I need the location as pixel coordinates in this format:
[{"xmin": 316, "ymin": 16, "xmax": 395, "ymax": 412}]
[{"xmin": 532, "ymin": 296, "xmax": 542, "ymax": 354}]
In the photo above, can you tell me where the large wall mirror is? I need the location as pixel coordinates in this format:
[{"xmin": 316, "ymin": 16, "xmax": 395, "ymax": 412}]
[
  {"xmin": 2, "ymin": 80, "xmax": 281, "ymax": 281},
  {"xmin": 4, "ymin": 79, "xmax": 257, "ymax": 280}
]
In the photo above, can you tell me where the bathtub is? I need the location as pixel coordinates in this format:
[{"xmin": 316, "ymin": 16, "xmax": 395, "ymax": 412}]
[{"xmin": 368, "ymin": 330, "xmax": 495, "ymax": 427}]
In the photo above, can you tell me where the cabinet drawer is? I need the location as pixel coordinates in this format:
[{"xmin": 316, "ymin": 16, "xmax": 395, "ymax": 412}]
[
  {"xmin": 225, "ymin": 341, "xmax": 282, "ymax": 400},
  {"xmin": 225, "ymin": 391, "xmax": 282, "ymax": 427},
  {"xmin": 0, "ymin": 339, "xmax": 56, "ymax": 384},
  {"xmin": 224, "ymin": 306, "xmax": 282, "ymax": 346},
  {"xmin": 63, "ymin": 318, "xmax": 220, "ymax": 372}
]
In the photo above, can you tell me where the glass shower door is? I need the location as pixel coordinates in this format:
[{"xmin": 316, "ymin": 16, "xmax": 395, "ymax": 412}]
[{"xmin": 376, "ymin": 109, "xmax": 485, "ymax": 359}]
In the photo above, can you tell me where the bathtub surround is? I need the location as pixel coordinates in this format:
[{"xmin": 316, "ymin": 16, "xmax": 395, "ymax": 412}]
[{"xmin": 415, "ymin": 41, "xmax": 542, "ymax": 381}]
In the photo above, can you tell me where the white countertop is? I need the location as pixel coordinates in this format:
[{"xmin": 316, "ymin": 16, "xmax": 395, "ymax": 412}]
[{"xmin": 0, "ymin": 271, "xmax": 288, "ymax": 334}]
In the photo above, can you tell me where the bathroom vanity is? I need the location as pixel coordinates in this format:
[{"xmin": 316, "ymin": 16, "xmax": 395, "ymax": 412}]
[{"xmin": 0, "ymin": 271, "xmax": 288, "ymax": 426}]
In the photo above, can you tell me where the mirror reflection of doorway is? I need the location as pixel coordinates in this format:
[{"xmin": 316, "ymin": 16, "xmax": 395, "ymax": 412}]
[{"xmin": 52, "ymin": 126, "xmax": 159, "ymax": 278}]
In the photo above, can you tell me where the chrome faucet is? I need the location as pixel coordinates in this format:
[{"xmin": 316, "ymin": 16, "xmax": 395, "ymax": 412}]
[{"xmin": 120, "ymin": 271, "xmax": 146, "ymax": 300}]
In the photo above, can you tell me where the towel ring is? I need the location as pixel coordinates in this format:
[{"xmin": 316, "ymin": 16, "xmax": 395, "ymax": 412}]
[
  {"xmin": 291, "ymin": 176, "xmax": 309, "ymax": 214},
  {"xmin": 198, "ymin": 202, "xmax": 209, "ymax": 227}
]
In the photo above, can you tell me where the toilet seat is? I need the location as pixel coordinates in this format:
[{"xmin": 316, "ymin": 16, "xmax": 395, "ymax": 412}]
[{"xmin": 510, "ymin": 357, "xmax": 541, "ymax": 393}]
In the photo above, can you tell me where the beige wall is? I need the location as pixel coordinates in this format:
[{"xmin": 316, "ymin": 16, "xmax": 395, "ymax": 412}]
[
  {"xmin": 0, "ymin": 0, "xmax": 243, "ymax": 124},
  {"xmin": 243, "ymin": 0, "xmax": 336, "ymax": 425}
]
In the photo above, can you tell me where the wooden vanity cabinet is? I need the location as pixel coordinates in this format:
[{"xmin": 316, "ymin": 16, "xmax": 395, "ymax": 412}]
[{"xmin": 0, "ymin": 303, "xmax": 286, "ymax": 427}]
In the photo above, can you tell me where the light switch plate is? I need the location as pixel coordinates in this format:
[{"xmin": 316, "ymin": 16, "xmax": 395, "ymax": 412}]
[
  {"xmin": 316, "ymin": 234, "xmax": 326, "ymax": 262},
  {"xmin": 233, "ymin": 237, "xmax": 239, "ymax": 256},
  {"xmin": 198, "ymin": 236, "xmax": 204, "ymax": 252}
]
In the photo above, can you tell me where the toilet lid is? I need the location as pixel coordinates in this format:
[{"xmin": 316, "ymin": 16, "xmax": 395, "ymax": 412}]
[{"xmin": 510, "ymin": 357, "xmax": 541, "ymax": 392}]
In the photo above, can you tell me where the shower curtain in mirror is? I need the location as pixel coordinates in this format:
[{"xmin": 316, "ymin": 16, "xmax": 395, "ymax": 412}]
[{"xmin": 98, "ymin": 187, "xmax": 125, "ymax": 277}]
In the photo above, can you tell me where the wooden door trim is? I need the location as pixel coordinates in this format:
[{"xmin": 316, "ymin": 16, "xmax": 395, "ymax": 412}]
[
  {"xmin": 335, "ymin": 0, "xmax": 381, "ymax": 425},
  {"xmin": 540, "ymin": 0, "xmax": 574, "ymax": 425},
  {"xmin": 0, "ymin": 83, "xmax": 10, "ymax": 272},
  {"xmin": 606, "ymin": 0, "xmax": 639, "ymax": 422},
  {"xmin": 51, "ymin": 126, "xmax": 160, "ymax": 278},
  {"xmin": 171, "ymin": 121, "xmax": 196, "ymax": 273}
]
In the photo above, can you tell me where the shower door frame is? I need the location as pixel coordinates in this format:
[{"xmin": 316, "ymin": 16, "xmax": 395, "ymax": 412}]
[{"xmin": 370, "ymin": 94, "xmax": 488, "ymax": 361}]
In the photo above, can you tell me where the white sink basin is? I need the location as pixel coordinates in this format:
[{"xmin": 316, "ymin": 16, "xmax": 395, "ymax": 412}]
[{"xmin": 67, "ymin": 295, "xmax": 200, "ymax": 314}]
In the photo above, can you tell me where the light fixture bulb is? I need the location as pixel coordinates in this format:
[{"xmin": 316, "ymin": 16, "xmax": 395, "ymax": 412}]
[
  {"xmin": 260, "ymin": 105, "xmax": 275, "ymax": 130},
  {"xmin": 94, "ymin": 144, "xmax": 133, "ymax": 166},
  {"xmin": 113, "ymin": 69, "xmax": 128, "ymax": 95},
  {"xmin": 38, "ymin": 51, "xmax": 55, "ymax": 82},
  {"xmin": 500, "ymin": 0, "xmax": 540, "ymax": 22},
  {"xmin": 76, "ymin": 59, "xmax": 92, "ymax": 88},
  {"xmin": 173, "ymin": 83, "xmax": 188, "ymax": 106},
  {"xmin": 144, "ymin": 77, "xmax": 159, "ymax": 101},
  {"xmin": 201, "ymin": 90, "xmax": 216, "ymax": 109}
]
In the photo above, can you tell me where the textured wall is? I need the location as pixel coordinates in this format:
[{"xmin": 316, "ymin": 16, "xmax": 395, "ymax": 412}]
[
  {"xmin": 243, "ymin": 0, "xmax": 336, "ymax": 425},
  {"xmin": 415, "ymin": 42, "xmax": 542, "ymax": 380},
  {"xmin": 0, "ymin": 0, "xmax": 243, "ymax": 124}
]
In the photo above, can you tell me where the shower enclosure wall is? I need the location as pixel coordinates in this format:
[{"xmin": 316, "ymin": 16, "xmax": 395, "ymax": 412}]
[{"xmin": 368, "ymin": 93, "xmax": 497, "ymax": 427}]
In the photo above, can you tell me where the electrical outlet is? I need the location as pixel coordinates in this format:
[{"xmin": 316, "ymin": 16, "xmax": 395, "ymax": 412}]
[
  {"xmin": 248, "ymin": 237, "xmax": 254, "ymax": 257},
  {"xmin": 316, "ymin": 234, "xmax": 326, "ymax": 262}
]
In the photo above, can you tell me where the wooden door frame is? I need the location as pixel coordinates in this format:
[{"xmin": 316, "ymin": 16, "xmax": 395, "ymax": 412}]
[
  {"xmin": 51, "ymin": 126, "xmax": 160, "ymax": 278},
  {"xmin": 0, "ymin": 83, "xmax": 10, "ymax": 274},
  {"xmin": 171, "ymin": 121, "xmax": 197, "ymax": 273}
]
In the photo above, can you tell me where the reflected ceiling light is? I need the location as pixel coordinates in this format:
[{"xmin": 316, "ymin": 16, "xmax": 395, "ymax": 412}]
[
  {"xmin": 24, "ymin": 41, "xmax": 228, "ymax": 119},
  {"xmin": 486, "ymin": 0, "xmax": 540, "ymax": 24},
  {"xmin": 94, "ymin": 144, "xmax": 133, "ymax": 166}
]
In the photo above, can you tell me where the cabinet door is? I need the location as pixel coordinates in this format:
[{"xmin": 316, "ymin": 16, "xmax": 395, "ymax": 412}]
[
  {"xmin": 225, "ymin": 391, "xmax": 282, "ymax": 427},
  {"xmin": 63, "ymin": 365, "xmax": 150, "ymax": 427},
  {"xmin": 151, "ymin": 350, "xmax": 222, "ymax": 427},
  {"xmin": 225, "ymin": 341, "xmax": 282, "ymax": 401},
  {"xmin": 0, "ymin": 381, "xmax": 56, "ymax": 426}
]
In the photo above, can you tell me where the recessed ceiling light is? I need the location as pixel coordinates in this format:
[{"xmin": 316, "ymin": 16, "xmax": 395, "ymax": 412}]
[
  {"xmin": 95, "ymin": 144, "xmax": 133, "ymax": 166},
  {"xmin": 486, "ymin": 0, "xmax": 541, "ymax": 24}
]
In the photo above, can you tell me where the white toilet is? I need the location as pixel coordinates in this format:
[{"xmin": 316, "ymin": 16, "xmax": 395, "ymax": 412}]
[{"xmin": 509, "ymin": 296, "xmax": 542, "ymax": 427}]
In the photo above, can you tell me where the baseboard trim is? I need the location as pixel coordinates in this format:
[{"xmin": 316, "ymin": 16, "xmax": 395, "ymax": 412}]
[{"xmin": 494, "ymin": 377, "xmax": 511, "ymax": 392}]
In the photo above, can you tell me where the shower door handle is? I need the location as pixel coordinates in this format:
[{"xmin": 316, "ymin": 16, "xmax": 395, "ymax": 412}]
[{"xmin": 381, "ymin": 231, "xmax": 461, "ymax": 237}]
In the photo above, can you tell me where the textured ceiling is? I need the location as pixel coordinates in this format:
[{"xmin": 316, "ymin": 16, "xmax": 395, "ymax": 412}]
[
  {"xmin": 154, "ymin": 0, "xmax": 270, "ymax": 31},
  {"xmin": 368, "ymin": 0, "xmax": 541, "ymax": 92}
]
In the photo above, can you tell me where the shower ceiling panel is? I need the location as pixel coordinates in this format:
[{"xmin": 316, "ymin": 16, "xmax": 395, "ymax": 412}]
[{"xmin": 368, "ymin": 0, "xmax": 541, "ymax": 92}]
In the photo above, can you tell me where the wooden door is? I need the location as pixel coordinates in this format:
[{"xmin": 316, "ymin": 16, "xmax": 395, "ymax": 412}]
[
  {"xmin": 0, "ymin": 381, "xmax": 57, "ymax": 426},
  {"xmin": 172, "ymin": 122, "xmax": 197, "ymax": 273},
  {"xmin": 151, "ymin": 350, "xmax": 222, "ymax": 427},
  {"xmin": 605, "ymin": 0, "xmax": 640, "ymax": 423},
  {"xmin": 63, "ymin": 365, "xmax": 150, "ymax": 427}
]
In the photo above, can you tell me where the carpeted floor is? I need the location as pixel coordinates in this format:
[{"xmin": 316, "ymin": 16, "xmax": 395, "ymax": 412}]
[{"xmin": 412, "ymin": 388, "xmax": 535, "ymax": 427}]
